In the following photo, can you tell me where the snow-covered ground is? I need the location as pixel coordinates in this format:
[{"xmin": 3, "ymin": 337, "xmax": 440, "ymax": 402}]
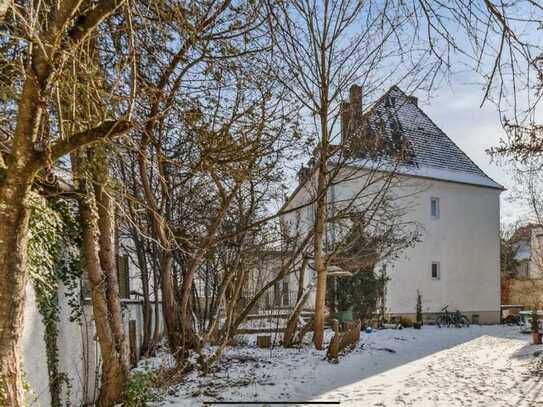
[{"xmin": 143, "ymin": 325, "xmax": 543, "ymax": 406}]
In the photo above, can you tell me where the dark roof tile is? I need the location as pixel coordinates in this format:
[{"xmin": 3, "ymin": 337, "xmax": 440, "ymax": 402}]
[{"xmin": 351, "ymin": 86, "xmax": 502, "ymax": 189}]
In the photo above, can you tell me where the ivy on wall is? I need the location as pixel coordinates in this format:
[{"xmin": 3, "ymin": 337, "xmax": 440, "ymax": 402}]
[{"xmin": 27, "ymin": 192, "xmax": 81, "ymax": 407}]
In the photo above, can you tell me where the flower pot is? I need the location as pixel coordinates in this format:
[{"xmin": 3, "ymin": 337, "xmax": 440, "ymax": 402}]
[{"xmin": 532, "ymin": 332, "xmax": 541, "ymax": 345}]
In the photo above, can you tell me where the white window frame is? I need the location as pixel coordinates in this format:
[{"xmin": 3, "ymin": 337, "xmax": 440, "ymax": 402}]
[
  {"xmin": 431, "ymin": 261, "xmax": 441, "ymax": 280},
  {"xmin": 430, "ymin": 197, "xmax": 440, "ymax": 219}
]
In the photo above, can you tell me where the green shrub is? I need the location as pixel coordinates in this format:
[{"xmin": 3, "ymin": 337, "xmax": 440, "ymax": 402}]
[
  {"xmin": 123, "ymin": 372, "xmax": 160, "ymax": 406},
  {"xmin": 416, "ymin": 290, "xmax": 423, "ymax": 325},
  {"xmin": 327, "ymin": 267, "xmax": 389, "ymax": 323}
]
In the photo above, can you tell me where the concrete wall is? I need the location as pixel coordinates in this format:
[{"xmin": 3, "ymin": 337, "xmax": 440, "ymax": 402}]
[
  {"xmin": 22, "ymin": 282, "xmax": 91, "ymax": 407},
  {"xmin": 57, "ymin": 284, "xmax": 90, "ymax": 405},
  {"xmin": 390, "ymin": 310, "xmax": 499, "ymax": 325},
  {"xmin": 22, "ymin": 282, "xmax": 163, "ymax": 406},
  {"xmin": 525, "ymin": 228, "xmax": 543, "ymax": 279},
  {"xmin": 510, "ymin": 226, "xmax": 543, "ymax": 279},
  {"xmin": 22, "ymin": 284, "xmax": 50, "ymax": 406}
]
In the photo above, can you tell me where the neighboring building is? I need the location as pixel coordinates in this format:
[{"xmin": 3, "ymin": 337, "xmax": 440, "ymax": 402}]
[
  {"xmin": 281, "ymin": 85, "xmax": 503, "ymax": 324},
  {"xmin": 510, "ymin": 224, "xmax": 543, "ymax": 279},
  {"xmin": 502, "ymin": 223, "xmax": 543, "ymax": 308},
  {"xmin": 242, "ymin": 249, "xmax": 300, "ymax": 311}
]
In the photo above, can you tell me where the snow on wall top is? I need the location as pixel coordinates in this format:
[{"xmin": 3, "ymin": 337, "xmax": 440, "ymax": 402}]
[{"xmin": 353, "ymin": 86, "xmax": 504, "ymax": 190}]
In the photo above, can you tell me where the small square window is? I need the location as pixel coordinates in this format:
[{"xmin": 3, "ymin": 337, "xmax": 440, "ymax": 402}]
[
  {"xmin": 431, "ymin": 198, "xmax": 440, "ymax": 219},
  {"xmin": 431, "ymin": 262, "xmax": 440, "ymax": 280}
]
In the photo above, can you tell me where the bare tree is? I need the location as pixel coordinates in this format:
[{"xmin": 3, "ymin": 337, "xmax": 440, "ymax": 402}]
[
  {"xmin": 409, "ymin": 2, "xmax": 543, "ymax": 165},
  {"xmin": 413, "ymin": 1, "xmax": 542, "ymax": 115},
  {"xmin": 107, "ymin": 0, "xmax": 305, "ymax": 365},
  {"xmin": 268, "ymin": 0, "xmax": 438, "ymax": 349},
  {"xmin": 0, "ymin": 2, "xmax": 132, "ymax": 404},
  {"xmin": 73, "ymin": 145, "xmax": 130, "ymax": 406}
]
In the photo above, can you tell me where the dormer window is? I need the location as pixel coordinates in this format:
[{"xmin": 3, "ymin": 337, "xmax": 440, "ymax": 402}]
[{"xmin": 431, "ymin": 197, "xmax": 440, "ymax": 219}]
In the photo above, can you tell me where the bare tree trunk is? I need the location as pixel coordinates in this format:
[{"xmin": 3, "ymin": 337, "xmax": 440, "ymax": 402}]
[
  {"xmin": 136, "ymin": 150, "xmax": 183, "ymax": 354},
  {"xmin": 0, "ymin": 0, "xmax": 10, "ymax": 23},
  {"xmin": 125, "ymin": 210, "xmax": 153, "ymax": 355},
  {"xmin": 138, "ymin": 246, "xmax": 153, "ymax": 356},
  {"xmin": 75, "ymin": 147, "xmax": 129, "ymax": 406},
  {"xmin": 0, "ymin": 173, "xmax": 33, "ymax": 406},
  {"xmin": 312, "ymin": 113, "xmax": 329, "ymax": 350},
  {"xmin": 284, "ymin": 258, "xmax": 310, "ymax": 347},
  {"xmin": 0, "ymin": 23, "xmax": 49, "ymax": 401},
  {"xmin": 296, "ymin": 256, "xmax": 308, "ymax": 302},
  {"xmin": 160, "ymin": 252, "xmax": 182, "ymax": 353},
  {"xmin": 178, "ymin": 183, "xmax": 240, "ymax": 355},
  {"xmin": 79, "ymin": 195, "xmax": 127, "ymax": 406},
  {"xmin": 178, "ymin": 259, "xmax": 199, "ymax": 352},
  {"xmin": 0, "ymin": 3, "xmax": 127, "ymax": 403},
  {"xmin": 0, "ymin": 128, "xmax": 128, "ymax": 406},
  {"xmin": 151, "ymin": 249, "xmax": 162, "ymax": 348},
  {"xmin": 283, "ymin": 289, "xmax": 311, "ymax": 347},
  {"xmin": 204, "ymin": 270, "xmax": 236, "ymax": 343},
  {"xmin": 95, "ymin": 163, "xmax": 131, "ymax": 371}
]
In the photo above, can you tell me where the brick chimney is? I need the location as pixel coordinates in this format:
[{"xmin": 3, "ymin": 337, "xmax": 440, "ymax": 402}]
[
  {"xmin": 349, "ymin": 84, "xmax": 362, "ymax": 112},
  {"xmin": 406, "ymin": 95, "xmax": 418, "ymax": 106},
  {"xmin": 341, "ymin": 84, "xmax": 362, "ymax": 144}
]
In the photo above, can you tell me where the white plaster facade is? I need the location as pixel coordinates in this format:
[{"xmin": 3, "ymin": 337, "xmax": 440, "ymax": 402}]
[
  {"xmin": 22, "ymin": 282, "xmax": 163, "ymax": 406},
  {"xmin": 22, "ymin": 282, "xmax": 89, "ymax": 407},
  {"xmin": 281, "ymin": 169, "xmax": 501, "ymax": 323},
  {"xmin": 383, "ymin": 177, "xmax": 501, "ymax": 321}
]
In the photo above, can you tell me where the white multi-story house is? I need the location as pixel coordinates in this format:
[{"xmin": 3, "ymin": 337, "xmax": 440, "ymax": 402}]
[
  {"xmin": 510, "ymin": 224, "xmax": 543, "ymax": 279},
  {"xmin": 281, "ymin": 86, "xmax": 503, "ymax": 324}
]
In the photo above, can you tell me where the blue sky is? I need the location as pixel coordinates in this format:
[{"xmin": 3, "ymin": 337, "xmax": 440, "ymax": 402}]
[{"xmin": 421, "ymin": 79, "xmax": 527, "ymax": 224}]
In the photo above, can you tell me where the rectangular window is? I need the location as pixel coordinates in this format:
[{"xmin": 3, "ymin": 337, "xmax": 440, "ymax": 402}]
[
  {"xmin": 431, "ymin": 262, "xmax": 440, "ymax": 280},
  {"xmin": 273, "ymin": 282, "xmax": 281, "ymax": 306},
  {"xmin": 282, "ymin": 281, "xmax": 289, "ymax": 306},
  {"xmin": 431, "ymin": 198, "xmax": 440, "ymax": 219},
  {"xmin": 117, "ymin": 254, "xmax": 130, "ymax": 299}
]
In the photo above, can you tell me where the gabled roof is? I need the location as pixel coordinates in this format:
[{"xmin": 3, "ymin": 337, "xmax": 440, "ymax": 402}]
[
  {"xmin": 283, "ymin": 85, "xmax": 504, "ymax": 212},
  {"xmin": 353, "ymin": 86, "xmax": 504, "ymax": 190}
]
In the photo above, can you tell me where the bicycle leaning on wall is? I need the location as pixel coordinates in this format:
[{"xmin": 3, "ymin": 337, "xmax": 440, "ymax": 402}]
[{"xmin": 436, "ymin": 305, "xmax": 471, "ymax": 328}]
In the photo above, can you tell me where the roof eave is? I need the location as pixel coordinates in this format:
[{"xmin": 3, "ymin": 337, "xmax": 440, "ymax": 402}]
[{"xmin": 337, "ymin": 159, "xmax": 506, "ymax": 191}]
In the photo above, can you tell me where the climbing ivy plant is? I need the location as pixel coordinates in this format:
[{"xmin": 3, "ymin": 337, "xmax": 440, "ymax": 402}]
[{"xmin": 27, "ymin": 192, "xmax": 81, "ymax": 407}]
